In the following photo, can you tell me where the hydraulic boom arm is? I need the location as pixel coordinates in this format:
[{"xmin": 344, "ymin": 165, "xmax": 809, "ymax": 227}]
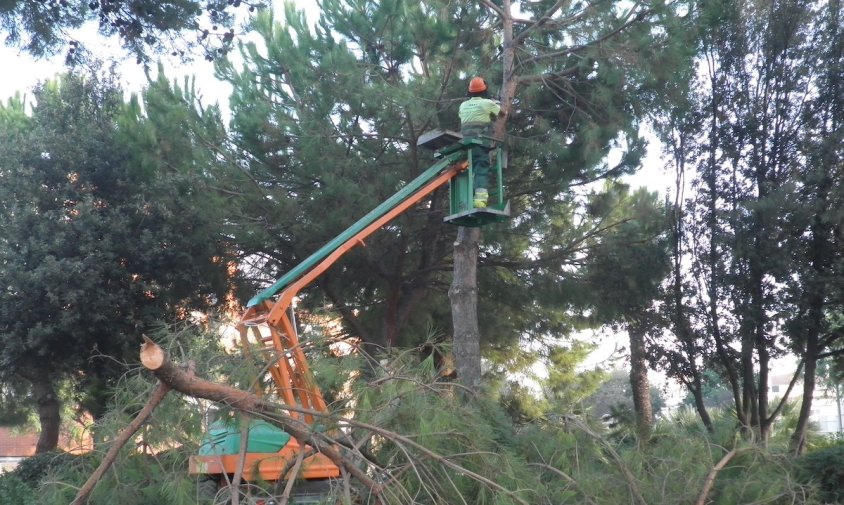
[
  {"xmin": 240, "ymin": 149, "xmax": 468, "ymax": 422},
  {"xmin": 191, "ymin": 134, "xmax": 505, "ymax": 491}
]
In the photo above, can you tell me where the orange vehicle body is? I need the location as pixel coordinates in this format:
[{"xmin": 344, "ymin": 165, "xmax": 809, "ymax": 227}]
[{"xmin": 189, "ymin": 437, "xmax": 340, "ymax": 482}]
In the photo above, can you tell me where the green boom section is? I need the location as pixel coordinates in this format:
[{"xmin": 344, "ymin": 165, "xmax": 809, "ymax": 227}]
[{"xmin": 247, "ymin": 150, "xmax": 467, "ymax": 307}]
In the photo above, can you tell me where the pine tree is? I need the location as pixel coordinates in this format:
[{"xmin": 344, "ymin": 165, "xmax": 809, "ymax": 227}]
[
  {"xmin": 0, "ymin": 0, "xmax": 254, "ymax": 62},
  {"xmin": 579, "ymin": 183, "xmax": 670, "ymax": 436},
  {"xmin": 655, "ymin": 0, "xmax": 844, "ymax": 446},
  {"xmin": 205, "ymin": 1, "xmax": 689, "ymax": 393}
]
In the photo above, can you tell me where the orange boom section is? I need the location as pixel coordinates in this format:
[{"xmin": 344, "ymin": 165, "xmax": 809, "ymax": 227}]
[{"xmin": 190, "ymin": 143, "xmax": 473, "ymax": 483}]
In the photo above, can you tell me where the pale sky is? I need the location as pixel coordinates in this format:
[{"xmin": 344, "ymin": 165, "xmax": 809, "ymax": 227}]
[{"xmin": 0, "ymin": 0, "xmax": 320, "ymax": 104}]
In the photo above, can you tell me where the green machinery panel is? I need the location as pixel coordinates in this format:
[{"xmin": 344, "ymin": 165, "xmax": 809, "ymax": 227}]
[{"xmin": 427, "ymin": 134, "xmax": 510, "ymax": 227}]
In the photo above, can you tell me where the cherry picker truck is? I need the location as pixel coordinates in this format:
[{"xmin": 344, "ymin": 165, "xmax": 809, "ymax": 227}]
[{"xmin": 189, "ymin": 131, "xmax": 508, "ymax": 503}]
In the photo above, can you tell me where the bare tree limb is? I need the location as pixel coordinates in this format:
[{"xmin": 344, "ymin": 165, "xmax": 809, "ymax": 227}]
[
  {"xmin": 765, "ymin": 358, "xmax": 804, "ymax": 424},
  {"xmin": 140, "ymin": 337, "xmax": 530, "ymax": 504},
  {"xmin": 139, "ymin": 336, "xmax": 382, "ymax": 495},
  {"xmin": 695, "ymin": 449, "xmax": 741, "ymax": 505},
  {"xmin": 231, "ymin": 413, "xmax": 251, "ymax": 505},
  {"xmin": 479, "ymin": 0, "xmax": 506, "ymax": 19},
  {"xmin": 71, "ymin": 382, "xmax": 171, "ymax": 505},
  {"xmin": 513, "ymin": 0, "xmax": 570, "ymax": 45},
  {"xmin": 277, "ymin": 449, "xmax": 305, "ymax": 505}
]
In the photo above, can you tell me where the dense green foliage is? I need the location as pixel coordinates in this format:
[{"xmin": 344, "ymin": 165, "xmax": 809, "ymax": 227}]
[
  {"xmin": 1, "ymin": 0, "xmax": 842, "ymax": 501},
  {"xmin": 21, "ymin": 337, "xmax": 835, "ymax": 505},
  {"xmin": 0, "ymin": 70, "xmax": 232, "ymax": 451},
  {"xmin": 12, "ymin": 450, "xmax": 80, "ymax": 487},
  {"xmin": 189, "ymin": 0, "xmax": 684, "ymax": 366},
  {"xmin": 0, "ymin": 473, "xmax": 34, "ymax": 504},
  {"xmin": 653, "ymin": 0, "xmax": 844, "ymax": 446},
  {"xmin": 0, "ymin": 0, "xmax": 258, "ymax": 62},
  {"xmin": 794, "ymin": 443, "xmax": 844, "ymax": 503}
]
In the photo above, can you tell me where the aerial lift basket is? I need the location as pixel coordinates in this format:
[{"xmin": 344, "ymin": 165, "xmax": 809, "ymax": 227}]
[{"xmin": 417, "ymin": 129, "xmax": 510, "ymax": 227}]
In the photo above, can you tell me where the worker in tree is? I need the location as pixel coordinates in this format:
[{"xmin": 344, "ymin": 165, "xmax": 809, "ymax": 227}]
[{"xmin": 459, "ymin": 76, "xmax": 501, "ymax": 208}]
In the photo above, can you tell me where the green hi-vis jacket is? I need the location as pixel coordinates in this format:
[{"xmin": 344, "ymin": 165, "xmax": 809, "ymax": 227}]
[{"xmin": 459, "ymin": 97, "xmax": 501, "ymax": 125}]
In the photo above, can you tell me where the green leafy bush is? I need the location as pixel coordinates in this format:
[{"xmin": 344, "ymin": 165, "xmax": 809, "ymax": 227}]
[
  {"xmin": 0, "ymin": 473, "xmax": 35, "ymax": 504},
  {"xmin": 12, "ymin": 450, "xmax": 80, "ymax": 487},
  {"xmin": 795, "ymin": 444, "xmax": 844, "ymax": 503}
]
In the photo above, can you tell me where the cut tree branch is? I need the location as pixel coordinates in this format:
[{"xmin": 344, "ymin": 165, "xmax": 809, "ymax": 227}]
[
  {"xmin": 137, "ymin": 337, "xmax": 530, "ymax": 504},
  {"xmin": 139, "ymin": 336, "xmax": 382, "ymax": 494},
  {"xmin": 71, "ymin": 382, "xmax": 171, "ymax": 505},
  {"xmin": 695, "ymin": 449, "xmax": 742, "ymax": 505}
]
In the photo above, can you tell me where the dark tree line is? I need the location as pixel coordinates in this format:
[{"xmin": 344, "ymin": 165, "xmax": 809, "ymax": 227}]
[
  {"xmin": 0, "ymin": 71, "xmax": 232, "ymax": 452},
  {"xmin": 655, "ymin": 0, "xmax": 844, "ymax": 452},
  {"xmin": 4, "ymin": 0, "xmax": 843, "ymax": 457}
]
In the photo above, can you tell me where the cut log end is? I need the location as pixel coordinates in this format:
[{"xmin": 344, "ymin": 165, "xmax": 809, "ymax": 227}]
[{"xmin": 140, "ymin": 336, "xmax": 166, "ymax": 371}]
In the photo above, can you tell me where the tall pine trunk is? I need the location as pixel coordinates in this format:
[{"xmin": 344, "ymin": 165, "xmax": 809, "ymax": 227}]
[
  {"xmin": 449, "ymin": 227, "xmax": 482, "ymax": 393},
  {"xmin": 628, "ymin": 324, "xmax": 653, "ymax": 438},
  {"xmin": 450, "ymin": 0, "xmax": 516, "ymax": 393}
]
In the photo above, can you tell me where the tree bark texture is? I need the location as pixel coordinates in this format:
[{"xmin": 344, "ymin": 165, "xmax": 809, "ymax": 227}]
[
  {"xmin": 32, "ymin": 377, "xmax": 61, "ymax": 454},
  {"xmin": 447, "ymin": 0, "xmax": 518, "ymax": 395},
  {"xmin": 689, "ymin": 373, "xmax": 714, "ymax": 433},
  {"xmin": 791, "ymin": 339, "xmax": 818, "ymax": 454},
  {"xmin": 628, "ymin": 324, "xmax": 653, "ymax": 438},
  {"xmin": 449, "ymin": 227, "xmax": 482, "ymax": 393},
  {"xmin": 495, "ymin": 0, "xmax": 516, "ymax": 140}
]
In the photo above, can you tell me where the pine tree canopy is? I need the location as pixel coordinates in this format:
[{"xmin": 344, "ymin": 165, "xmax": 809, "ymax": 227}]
[{"xmin": 194, "ymin": 0, "xmax": 687, "ymax": 361}]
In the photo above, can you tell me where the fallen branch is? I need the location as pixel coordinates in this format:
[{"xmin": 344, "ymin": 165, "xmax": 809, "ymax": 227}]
[
  {"xmin": 277, "ymin": 448, "xmax": 305, "ymax": 505},
  {"xmin": 231, "ymin": 413, "xmax": 250, "ymax": 505},
  {"xmin": 139, "ymin": 337, "xmax": 531, "ymax": 504},
  {"xmin": 695, "ymin": 448, "xmax": 739, "ymax": 505},
  {"xmin": 139, "ymin": 336, "xmax": 382, "ymax": 495},
  {"xmin": 333, "ymin": 417, "xmax": 530, "ymax": 504},
  {"xmin": 526, "ymin": 462, "xmax": 599, "ymax": 505},
  {"xmin": 567, "ymin": 416, "xmax": 647, "ymax": 505},
  {"xmin": 71, "ymin": 382, "xmax": 171, "ymax": 505}
]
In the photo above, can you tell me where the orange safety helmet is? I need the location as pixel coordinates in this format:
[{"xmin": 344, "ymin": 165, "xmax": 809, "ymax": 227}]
[{"xmin": 468, "ymin": 76, "xmax": 488, "ymax": 93}]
